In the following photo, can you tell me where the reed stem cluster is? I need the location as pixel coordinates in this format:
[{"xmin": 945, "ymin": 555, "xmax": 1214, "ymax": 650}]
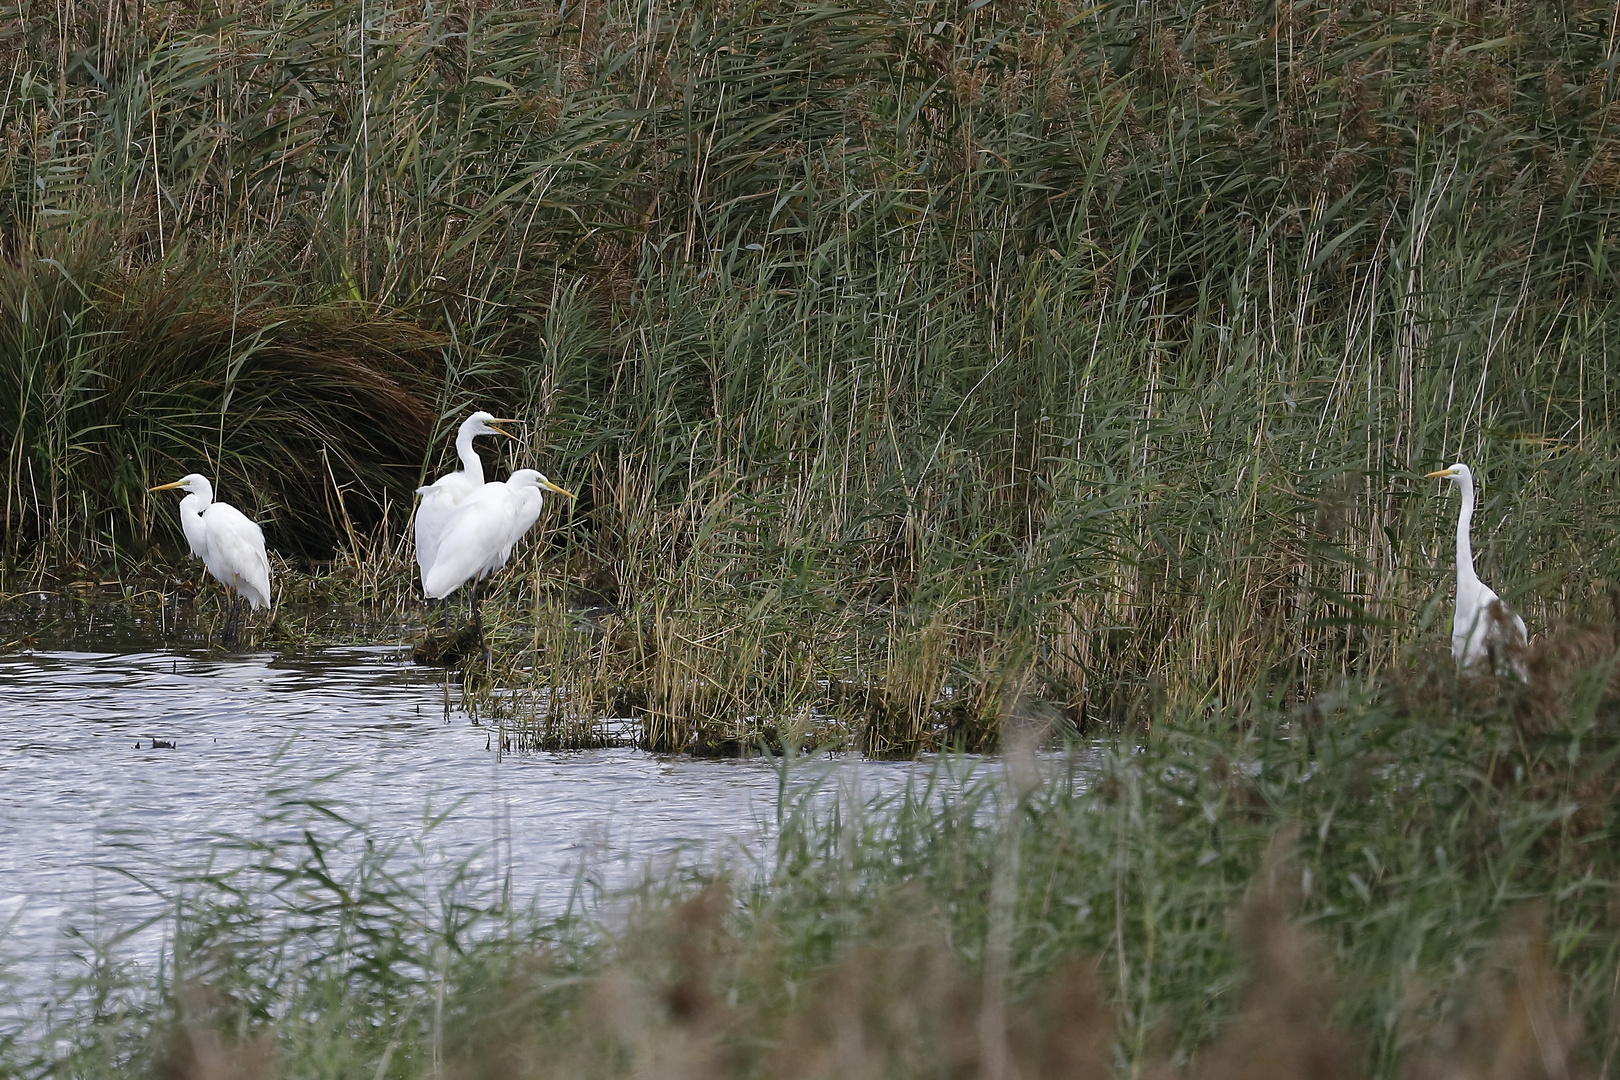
[{"xmin": 4, "ymin": 0, "xmax": 1620, "ymax": 746}]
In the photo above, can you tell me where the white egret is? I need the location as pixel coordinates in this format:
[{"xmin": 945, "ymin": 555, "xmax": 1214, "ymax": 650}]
[
  {"xmin": 423, "ymin": 469, "xmax": 574, "ymax": 644},
  {"xmin": 1426, "ymin": 463, "xmax": 1528, "ymax": 675},
  {"xmin": 414, "ymin": 411, "xmax": 517, "ymax": 610},
  {"xmin": 148, "ymin": 473, "xmax": 272, "ymax": 645}
]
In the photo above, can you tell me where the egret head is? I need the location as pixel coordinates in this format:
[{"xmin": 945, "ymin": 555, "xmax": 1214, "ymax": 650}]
[
  {"xmin": 1425, "ymin": 463, "xmax": 1473, "ymax": 486},
  {"xmin": 148, "ymin": 473, "xmax": 213, "ymax": 501},
  {"xmin": 462, "ymin": 410, "xmax": 518, "ymax": 441},
  {"xmin": 536, "ymin": 473, "xmax": 576, "ymax": 500},
  {"xmin": 508, "ymin": 470, "xmax": 576, "ymax": 500}
]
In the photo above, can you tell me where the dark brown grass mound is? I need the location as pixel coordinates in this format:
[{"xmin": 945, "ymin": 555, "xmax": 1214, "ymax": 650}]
[{"xmin": 1, "ymin": 238, "xmax": 450, "ymax": 561}]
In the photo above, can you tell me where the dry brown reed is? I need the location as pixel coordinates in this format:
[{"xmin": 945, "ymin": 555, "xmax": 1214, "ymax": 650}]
[{"xmin": 396, "ymin": 872, "xmax": 1604, "ymax": 1079}]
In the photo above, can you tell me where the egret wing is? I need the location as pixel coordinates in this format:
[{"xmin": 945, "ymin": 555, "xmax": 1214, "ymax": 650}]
[
  {"xmin": 414, "ymin": 472, "xmax": 480, "ymax": 585},
  {"xmin": 202, "ymin": 502, "xmax": 273, "ymax": 610},
  {"xmin": 422, "ymin": 484, "xmax": 517, "ymax": 599},
  {"xmin": 491, "ymin": 489, "xmax": 543, "ymax": 568}
]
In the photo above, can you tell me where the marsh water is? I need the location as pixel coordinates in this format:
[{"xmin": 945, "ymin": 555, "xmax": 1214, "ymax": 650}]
[{"xmin": 0, "ymin": 623, "xmax": 982, "ymax": 997}]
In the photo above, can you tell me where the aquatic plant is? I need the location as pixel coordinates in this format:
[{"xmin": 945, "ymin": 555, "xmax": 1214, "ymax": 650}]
[{"xmin": 3, "ymin": 0, "xmax": 1620, "ymax": 748}]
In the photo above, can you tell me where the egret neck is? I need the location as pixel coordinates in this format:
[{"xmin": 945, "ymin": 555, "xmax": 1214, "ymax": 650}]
[
  {"xmin": 1452, "ymin": 464, "xmax": 1478, "ymax": 587},
  {"xmin": 176, "ymin": 477, "xmax": 214, "ymax": 559},
  {"xmin": 453, "ymin": 420, "xmax": 488, "ymax": 487}
]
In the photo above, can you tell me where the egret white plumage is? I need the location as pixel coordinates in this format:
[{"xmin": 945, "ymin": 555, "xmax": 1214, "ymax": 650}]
[
  {"xmin": 414, "ymin": 411, "xmax": 516, "ymax": 603},
  {"xmin": 1426, "ymin": 463, "xmax": 1528, "ymax": 675},
  {"xmin": 423, "ymin": 469, "xmax": 575, "ymax": 643},
  {"xmin": 148, "ymin": 473, "xmax": 272, "ymax": 645}
]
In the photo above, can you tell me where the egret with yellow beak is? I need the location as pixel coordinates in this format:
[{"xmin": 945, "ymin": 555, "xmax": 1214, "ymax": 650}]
[
  {"xmin": 1426, "ymin": 463, "xmax": 1528, "ymax": 674},
  {"xmin": 148, "ymin": 473, "xmax": 272, "ymax": 646},
  {"xmin": 424, "ymin": 470, "xmax": 575, "ymax": 647},
  {"xmin": 415, "ymin": 411, "xmax": 517, "ymax": 624}
]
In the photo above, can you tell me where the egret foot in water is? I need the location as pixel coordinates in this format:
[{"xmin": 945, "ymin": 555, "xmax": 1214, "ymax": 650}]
[{"xmin": 222, "ymin": 595, "xmax": 247, "ymax": 649}]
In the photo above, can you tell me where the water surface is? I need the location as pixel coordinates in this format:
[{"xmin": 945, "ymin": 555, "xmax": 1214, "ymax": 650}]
[{"xmin": 0, "ymin": 642, "xmax": 957, "ymax": 992}]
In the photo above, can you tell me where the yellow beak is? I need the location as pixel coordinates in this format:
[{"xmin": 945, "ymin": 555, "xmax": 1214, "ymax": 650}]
[
  {"xmin": 487, "ymin": 419, "xmax": 519, "ymax": 439},
  {"xmin": 148, "ymin": 480, "xmax": 185, "ymax": 492},
  {"xmin": 1424, "ymin": 468, "xmax": 1457, "ymax": 479},
  {"xmin": 542, "ymin": 479, "xmax": 576, "ymax": 500}
]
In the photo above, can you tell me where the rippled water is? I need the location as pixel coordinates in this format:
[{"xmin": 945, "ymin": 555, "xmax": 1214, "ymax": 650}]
[{"xmin": 0, "ymin": 641, "xmax": 964, "ymax": 993}]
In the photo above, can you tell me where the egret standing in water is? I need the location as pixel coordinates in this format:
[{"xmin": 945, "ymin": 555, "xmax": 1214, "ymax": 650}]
[
  {"xmin": 1426, "ymin": 463, "xmax": 1528, "ymax": 674},
  {"xmin": 149, "ymin": 473, "xmax": 272, "ymax": 646},
  {"xmin": 423, "ymin": 470, "xmax": 574, "ymax": 647},
  {"xmin": 414, "ymin": 411, "xmax": 516, "ymax": 624}
]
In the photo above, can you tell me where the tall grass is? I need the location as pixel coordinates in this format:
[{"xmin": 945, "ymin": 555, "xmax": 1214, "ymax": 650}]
[
  {"xmin": 5, "ymin": 640, "xmax": 1620, "ymax": 1077},
  {"xmin": 3, "ymin": 0, "xmax": 1620, "ymax": 747}
]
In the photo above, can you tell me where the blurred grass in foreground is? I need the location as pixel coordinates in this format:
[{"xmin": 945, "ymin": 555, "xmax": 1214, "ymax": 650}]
[{"xmin": 5, "ymin": 634, "xmax": 1620, "ymax": 1078}]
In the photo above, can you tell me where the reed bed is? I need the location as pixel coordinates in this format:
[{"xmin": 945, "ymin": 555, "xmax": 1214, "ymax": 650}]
[
  {"xmin": 4, "ymin": 0, "xmax": 1620, "ymax": 749},
  {"xmin": 5, "ymin": 635, "xmax": 1620, "ymax": 1078}
]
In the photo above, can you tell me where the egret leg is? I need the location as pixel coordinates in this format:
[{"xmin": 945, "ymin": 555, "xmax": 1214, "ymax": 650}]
[
  {"xmin": 471, "ymin": 579, "xmax": 489, "ymax": 663},
  {"xmin": 442, "ymin": 597, "xmax": 451, "ymax": 632}
]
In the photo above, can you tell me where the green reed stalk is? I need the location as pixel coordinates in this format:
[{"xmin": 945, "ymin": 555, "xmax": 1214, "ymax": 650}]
[{"xmin": 3, "ymin": 0, "xmax": 1619, "ymax": 747}]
